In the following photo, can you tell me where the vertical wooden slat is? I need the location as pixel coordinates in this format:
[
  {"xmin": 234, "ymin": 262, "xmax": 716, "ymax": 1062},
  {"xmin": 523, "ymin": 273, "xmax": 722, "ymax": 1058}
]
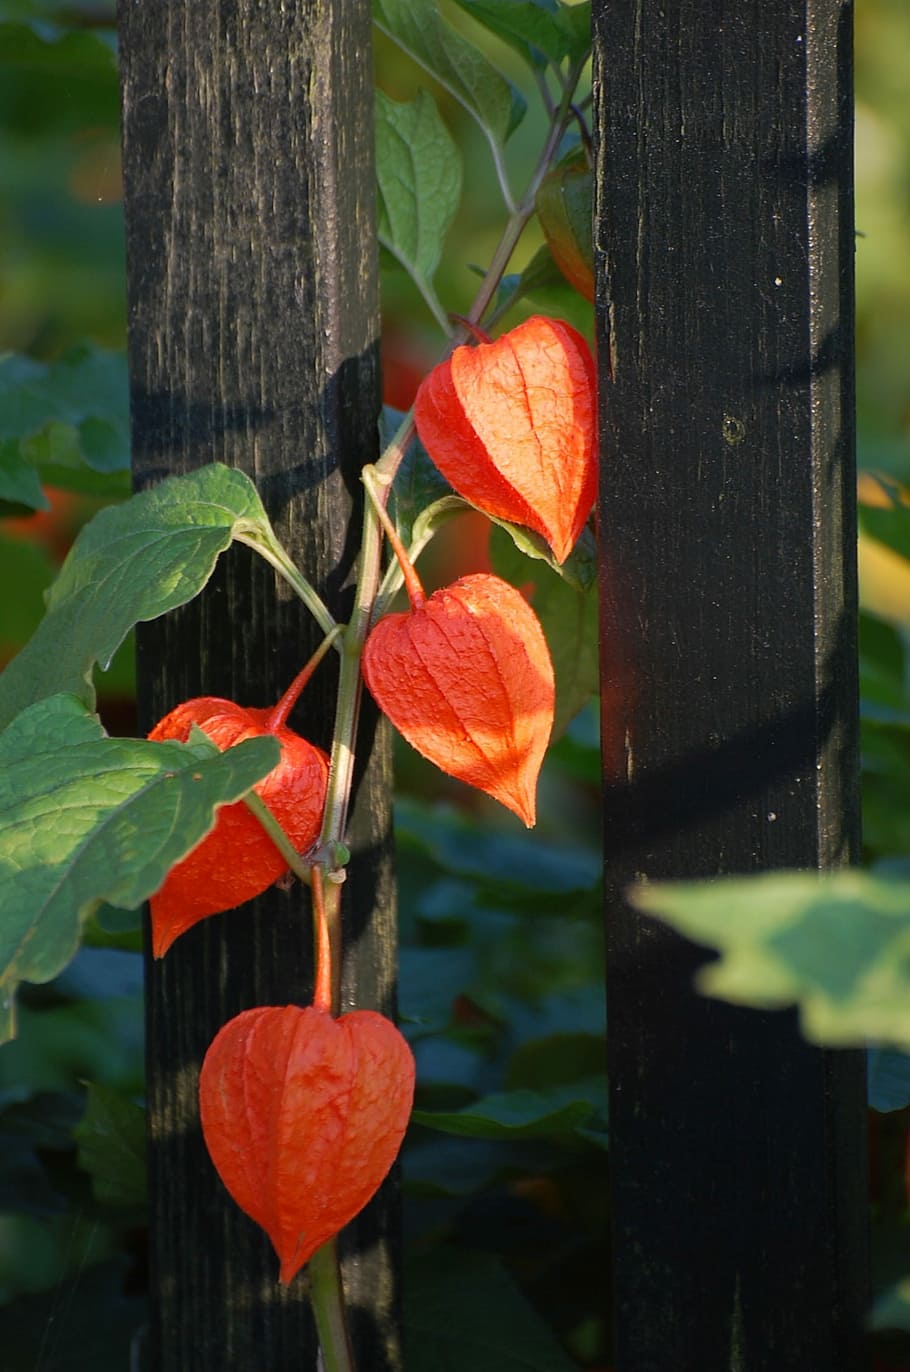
[
  {"xmin": 118, "ymin": 3, "xmax": 398, "ymax": 1367},
  {"xmin": 593, "ymin": 1, "xmax": 867, "ymax": 1367}
]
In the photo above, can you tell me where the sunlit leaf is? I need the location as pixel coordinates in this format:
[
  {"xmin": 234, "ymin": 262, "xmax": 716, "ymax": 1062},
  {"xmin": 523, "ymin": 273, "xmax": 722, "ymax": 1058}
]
[
  {"xmin": 451, "ymin": 0, "xmax": 568, "ymax": 70},
  {"xmin": 374, "ymin": 0, "xmax": 526, "ymax": 148},
  {"xmin": 0, "ymin": 462, "xmax": 278, "ymax": 728},
  {"xmin": 0, "ymin": 693, "xmax": 279, "ymax": 1042},
  {"xmin": 376, "ymin": 88, "xmax": 462, "ymax": 290},
  {"xmin": 633, "ymin": 868, "xmax": 910, "ymax": 1050}
]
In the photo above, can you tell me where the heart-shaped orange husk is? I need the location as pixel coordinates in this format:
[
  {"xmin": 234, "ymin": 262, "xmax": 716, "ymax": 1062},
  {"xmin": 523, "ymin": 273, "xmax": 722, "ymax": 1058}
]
[
  {"xmin": 361, "ymin": 572, "xmax": 554, "ymax": 826},
  {"xmin": 413, "ymin": 315, "xmax": 597, "ymax": 564},
  {"xmin": 198, "ymin": 1004, "xmax": 415, "ymax": 1284},
  {"xmin": 148, "ymin": 698, "xmax": 329, "ymax": 957}
]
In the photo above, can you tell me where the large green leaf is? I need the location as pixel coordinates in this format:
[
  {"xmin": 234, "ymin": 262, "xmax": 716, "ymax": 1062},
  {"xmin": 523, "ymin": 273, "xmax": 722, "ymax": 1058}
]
[
  {"xmin": 554, "ymin": 0, "xmax": 592, "ymax": 66},
  {"xmin": 404, "ymin": 1248, "xmax": 579, "ymax": 1372},
  {"xmin": 451, "ymin": 0, "xmax": 568, "ymax": 70},
  {"xmin": 376, "ymin": 88, "xmax": 463, "ymax": 290},
  {"xmin": 374, "ymin": 0, "xmax": 526, "ymax": 150},
  {"xmin": 632, "ymin": 868, "xmax": 910, "ymax": 1049},
  {"xmin": 490, "ymin": 525, "xmax": 599, "ymax": 738},
  {"xmin": 0, "ymin": 692, "xmax": 279, "ymax": 1042},
  {"xmin": 0, "ymin": 462, "xmax": 278, "ymax": 728}
]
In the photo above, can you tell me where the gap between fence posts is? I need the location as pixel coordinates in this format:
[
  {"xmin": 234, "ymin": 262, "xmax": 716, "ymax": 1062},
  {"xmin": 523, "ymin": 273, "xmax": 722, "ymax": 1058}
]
[
  {"xmin": 118, "ymin": 2, "xmax": 399, "ymax": 1367},
  {"xmin": 593, "ymin": 1, "xmax": 867, "ymax": 1367}
]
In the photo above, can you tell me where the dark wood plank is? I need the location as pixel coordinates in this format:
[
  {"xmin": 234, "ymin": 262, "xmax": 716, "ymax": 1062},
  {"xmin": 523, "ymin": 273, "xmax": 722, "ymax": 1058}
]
[
  {"xmin": 118, "ymin": 3, "xmax": 398, "ymax": 1367},
  {"xmin": 592, "ymin": 1, "xmax": 867, "ymax": 1367}
]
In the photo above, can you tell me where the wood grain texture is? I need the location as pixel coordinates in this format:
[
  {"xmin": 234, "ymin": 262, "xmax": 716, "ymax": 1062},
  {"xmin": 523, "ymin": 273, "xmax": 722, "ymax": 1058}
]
[
  {"xmin": 118, "ymin": 2, "xmax": 398, "ymax": 1366},
  {"xmin": 593, "ymin": 1, "xmax": 867, "ymax": 1367}
]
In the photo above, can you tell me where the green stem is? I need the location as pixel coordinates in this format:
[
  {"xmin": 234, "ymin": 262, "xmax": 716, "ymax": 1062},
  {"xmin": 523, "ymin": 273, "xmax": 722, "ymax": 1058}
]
[
  {"xmin": 274, "ymin": 58, "xmax": 592, "ymax": 1372},
  {"xmin": 241, "ymin": 791, "xmax": 313, "ymax": 885},
  {"xmin": 234, "ymin": 527, "xmax": 339, "ymax": 643},
  {"xmin": 308, "ymin": 1241, "xmax": 355, "ymax": 1372},
  {"xmin": 362, "ymin": 466, "xmax": 426, "ymax": 609}
]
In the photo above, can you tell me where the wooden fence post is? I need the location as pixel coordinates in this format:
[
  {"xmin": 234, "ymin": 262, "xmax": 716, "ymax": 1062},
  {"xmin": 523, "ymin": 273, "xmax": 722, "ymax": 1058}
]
[
  {"xmin": 593, "ymin": 1, "xmax": 867, "ymax": 1367},
  {"xmin": 118, "ymin": 4, "xmax": 398, "ymax": 1368}
]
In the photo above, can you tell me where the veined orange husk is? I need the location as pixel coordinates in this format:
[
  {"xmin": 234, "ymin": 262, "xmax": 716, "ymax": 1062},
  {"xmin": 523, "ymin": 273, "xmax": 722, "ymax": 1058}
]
[
  {"xmin": 148, "ymin": 698, "xmax": 329, "ymax": 956},
  {"xmin": 413, "ymin": 315, "xmax": 597, "ymax": 564},
  {"xmin": 198, "ymin": 1004, "xmax": 415, "ymax": 1284},
  {"xmin": 361, "ymin": 573, "xmax": 555, "ymax": 827}
]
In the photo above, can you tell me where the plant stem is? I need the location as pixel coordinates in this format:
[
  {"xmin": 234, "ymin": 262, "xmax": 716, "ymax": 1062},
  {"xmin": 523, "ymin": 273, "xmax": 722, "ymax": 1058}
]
[
  {"xmin": 308, "ymin": 1242, "xmax": 355, "ymax": 1372},
  {"xmin": 287, "ymin": 57, "xmax": 592, "ymax": 1372},
  {"xmin": 234, "ymin": 527, "xmax": 339, "ymax": 643},
  {"xmin": 362, "ymin": 466, "xmax": 426, "ymax": 609},
  {"xmin": 310, "ymin": 866, "xmax": 333, "ymax": 1014},
  {"xmin": 266, "ymin": 626, "xmax": 345, "ymax": 730}
]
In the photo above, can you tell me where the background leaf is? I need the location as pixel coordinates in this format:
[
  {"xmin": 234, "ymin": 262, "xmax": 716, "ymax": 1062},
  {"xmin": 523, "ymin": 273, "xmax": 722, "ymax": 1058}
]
[
  {"xmin": 0, "ymin": 345, "xmax": 130, "ymax": 504},
  {"xmin": 376, "ymin": 89, "xmax": 463, "ymax": 290},
  {"xmin": 632, "ymin": 869, "xmax": 910, "ymax": 1049},
  {"xmin": 73, "ymin": 1083, "xmax": 146, "ymax": 1208},
  {"xmin": 412, "ymin": 1079, "xmax": 608, "ymax": 1142},
  {"xmin": 0, "ymin": 462, "xmax": 276, "ymax": 728},
  {"xmin": 374, "ymin": 0, "xmax": 526, "ymax": 149},
  {"xmin": 868, "ymin": 1047, "xmax": 910, "ymax": 1112},
  {"xmin": 490, "ymin": 525, "xmax": 599, "ymax": 737},
  {"xmin": 451, "ymin": 0, "xmax": 569, "ymax": 71},
  {"xmin": 0, "ymin": 693, "xmax": 279, "ymax": 1042},
  {"xmin": 404, "ymin": 1248, "xmax": 579, "ymax": 1371}
]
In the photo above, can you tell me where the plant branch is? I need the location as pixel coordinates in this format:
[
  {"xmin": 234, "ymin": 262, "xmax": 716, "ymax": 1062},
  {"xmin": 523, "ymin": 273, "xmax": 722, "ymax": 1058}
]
[
  {"xmin": 308, "ymin": 1241, "xmax": 355, "ymax": 1372},
  {"xmin": 235, "ymin": 527, "xmax": 339, "ymax": 643}
]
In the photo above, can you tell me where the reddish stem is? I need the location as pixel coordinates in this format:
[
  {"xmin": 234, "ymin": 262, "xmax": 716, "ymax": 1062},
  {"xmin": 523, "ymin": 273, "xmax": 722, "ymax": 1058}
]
[
  {"xmin": 362, "ymin": 467, "xmax": 426, "ymax": 610},
  {"xmin": 449, "ymin": 314, "xmax": 492, "ymax": 346},
  {"xmin": 311, "ymin": 867, "xmax": 332, "ymax": 1014},
  {"xmin": 265, "ymin": 626, "xmax": 343, "ymax": 731}
]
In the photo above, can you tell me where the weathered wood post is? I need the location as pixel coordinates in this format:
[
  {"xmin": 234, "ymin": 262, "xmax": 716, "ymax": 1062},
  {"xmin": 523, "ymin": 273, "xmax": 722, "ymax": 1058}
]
[
  {"xmin": 118, "ymin": 3, "xmax": 398, "ymax": 1367},
  {"xmin": 594, "ymin": 1, "xmax": 867, "ymax": 1367}
]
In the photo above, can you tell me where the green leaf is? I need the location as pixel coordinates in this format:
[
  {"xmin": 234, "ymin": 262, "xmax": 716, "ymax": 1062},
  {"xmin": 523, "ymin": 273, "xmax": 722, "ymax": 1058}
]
[
  {"xmin": 73, "ymin": 1083, "xmax": 146, "ymax": 1208},
  {"xmin": 858, "ymin": 476, "xmax": 910, "ymax": 561},
  {"xmin": 506, "ymin": 1031, "xmax": 606, "ymax": 1090},
  {"xmin": 867, "ymin": 1047, "xmax": 910, "ymax": 1112},
  {"xmin": 487, "ymin": 243, "xmax": 569, "ymax": 324},
  {"xmin": 412, "ymin": 1079, "xmax": 607, "ymax": 1140},
  {"xmin": 376, "ymin": 89, "xmax": 463, "ymax": 289},
  {"xmin": 0, "ymin": 345, "xmax": 129, "ymax": 501},
  {"xmin": 0, "ymin": 462, "xmax": 276, "ymax": 728},
  {"xmin": 871, "ymin": 1273, "xmax": 910, "ymax": 1334},
  {"xmin": 451, "ymin": 0, "xmax": 568, "ymax": 70},
  {"xmin": 374, "ymin": 0, "xmax": 526, "ymax": 149},
  {"xmin": 0, "ymin": 0, "xmax": 114, "ymax": 23},
  {"xmin": 0, "ymin": 692, "xmax": 279, "ymax": 1043},
  {"xmin": 396, "ymin": 798, "xmax": 600, "ymax": 900},
  {"xmin": 0, "ymin": 533, "xmax": 55, "ymax": 655},
  {"xmin": 0, "ymin": 439, "xmax": 49, "ymax": 510},
  {"xmin": 404, "ymin": 1247, "xmax": 579, "ymax": 1372},
  {"xmin": 0, "ymin": 20, "xmax": 117, "ymax": 74},
  {"xmin": 387, "ymin": 415, "xmax": 459, "ymax": 547},
  {"xmin": 555, "ymin": 0, "xmax": 592, "ymax": 66},
  {"xmin": 490, "ymin": 525, "xmax": 599, "ymax": 737},
  {"xmin": 632, "ymin": 869, "xmax": 910, "ymax": 1050}
]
